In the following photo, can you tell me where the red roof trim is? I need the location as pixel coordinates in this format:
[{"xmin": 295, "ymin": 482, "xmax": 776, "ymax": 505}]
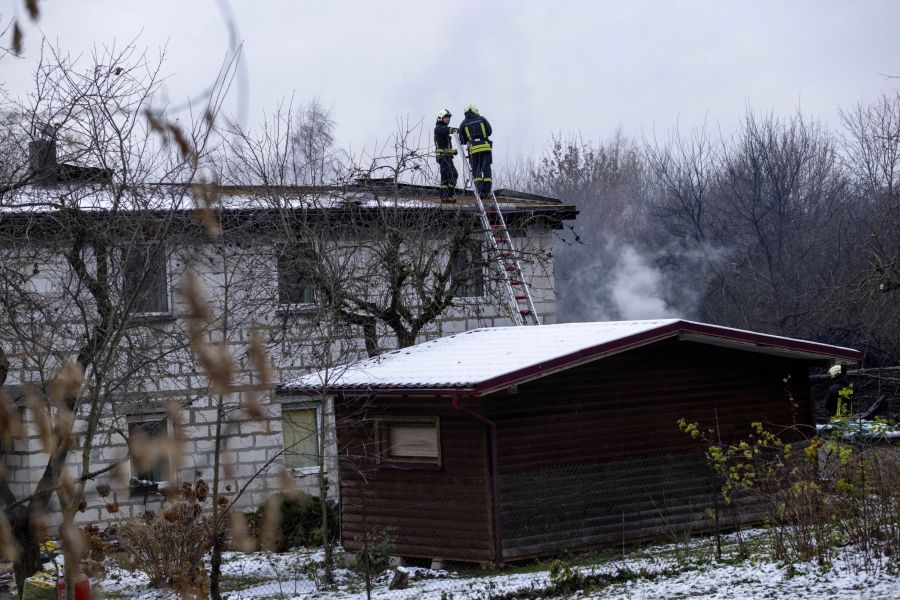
[{"xmin": 472, "ymin": 321, "xmax": 861, "ymax": 397}]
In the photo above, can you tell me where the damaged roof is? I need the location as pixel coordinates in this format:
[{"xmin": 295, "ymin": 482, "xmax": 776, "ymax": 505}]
[
  {"xmin": 1, "ymin": 180, "xmax": 576, "ymax": 215},
  {"xmin": 281, "ymin": 319, "xmax": 862, "ymax": 397}
]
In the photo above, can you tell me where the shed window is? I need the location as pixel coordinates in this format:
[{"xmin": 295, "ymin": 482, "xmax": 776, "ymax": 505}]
[
  {"xmin": 376, "ymin": 418, "xmax": 441, "ymax": 465},
  {"xmin": 123, "ymin": 244, "xmax": 170, "ymax": 314},
  {"xmin": 283, "ymin": 407, "xmax": 320, "ymax": 472}
]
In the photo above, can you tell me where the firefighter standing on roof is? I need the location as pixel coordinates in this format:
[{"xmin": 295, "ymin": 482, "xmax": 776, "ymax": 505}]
[
  {"xmin": 434, "ymin": 109, "xmax": 459, "ymax": 202},
  {"xmin": 458, "ymin": 104, "xmax": 493, "ymax": 196}
]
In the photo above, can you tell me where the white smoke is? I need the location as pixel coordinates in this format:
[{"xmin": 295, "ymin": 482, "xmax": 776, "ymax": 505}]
[{"xmin": 607, "ymin": 244, "xmax": 680, "ymax": 320}]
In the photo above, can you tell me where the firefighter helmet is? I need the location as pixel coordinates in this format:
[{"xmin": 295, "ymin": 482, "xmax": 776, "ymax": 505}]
[
  {"xmin": 464, "ymin": 103, "xmax": 479, "ymax": 115},
  {"xmin": 437, "ymin": 109, "xmax": 452, "ymax": 120},
  {"xmin": 829, "ymin": 364, "xmax": 843, "ymax": 378}
]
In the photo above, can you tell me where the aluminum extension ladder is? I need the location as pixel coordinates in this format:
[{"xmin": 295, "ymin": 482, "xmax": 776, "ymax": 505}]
[{"xmin": 456, "ymin": 133, "xmax": 541, "ymax": 326}]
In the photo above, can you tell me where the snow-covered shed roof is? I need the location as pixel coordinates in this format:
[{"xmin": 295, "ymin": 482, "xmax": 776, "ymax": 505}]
[{"xmin": 280, "ymin": 319, "xmax": 862, "ymax": 397}]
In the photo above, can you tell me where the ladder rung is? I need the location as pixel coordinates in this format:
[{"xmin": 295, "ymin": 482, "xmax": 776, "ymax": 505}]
[
  {"xmin": 491, "ymin": 224, "xmax": 504, "ymax": 230},
  {"xmin": 520, "ymin": 309, "xmax": 532, "ymax": 316},
  {"xmin": 494, "ymin": 238, "xmax": 507, "ymax": 244},
  {"xmin": 515, "ymin": 295, "xmax": 528, "ymax": 300},
  {"xmin": 505, "ymin": 265, "xmax": 518, "ymax": 272},
  {"xmin": 510, "ymin": 279, "xmax": 523, "ymax": 285},
  {"xmin": 499, "ymin": 251, "xmax": 512, "ymax": 257}
]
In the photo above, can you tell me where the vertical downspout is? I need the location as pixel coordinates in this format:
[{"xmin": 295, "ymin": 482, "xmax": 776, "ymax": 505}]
[{"xmin": 451, "ymin": 393, "xmax": 504, "ymax": 565}]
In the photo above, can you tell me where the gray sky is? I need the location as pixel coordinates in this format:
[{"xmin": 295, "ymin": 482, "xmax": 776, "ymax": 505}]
[{"xmin": 3, "ymin": 0, "xmax": 900, "ymax": 160}]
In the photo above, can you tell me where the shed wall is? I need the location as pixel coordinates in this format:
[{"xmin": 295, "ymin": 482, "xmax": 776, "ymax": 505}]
[
  {"xmin": 335, "ymin": 396, "xmax": 494, "ymax": 563},
  {"xmin": 488, "ymin": 339, "xmax": 815, "ymax": 559}
]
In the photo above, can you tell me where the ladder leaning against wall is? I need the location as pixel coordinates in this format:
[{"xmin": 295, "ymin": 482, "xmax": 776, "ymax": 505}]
[{"xmin": 455, "ymin": 133, "xmax": 541, "ymax": 326}]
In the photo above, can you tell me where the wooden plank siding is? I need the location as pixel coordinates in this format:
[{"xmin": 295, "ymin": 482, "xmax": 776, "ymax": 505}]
[
  {"xmin": 487, "ymin": 339, "xmax": 817, "ymax": 560},
  {"xmin": 333, "ymin": 338, "xmax": 820, "ymax": 563},
  {"xmin": 335, "ymin": 396, "xmax": 495, "ymax": 562}
]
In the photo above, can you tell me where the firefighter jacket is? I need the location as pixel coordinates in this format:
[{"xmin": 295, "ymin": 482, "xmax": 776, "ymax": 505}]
[
  {"xmin": 434, "ymin": 121, "xmax": 457, "ymax": 159},
  {"xmin": 825, "ymin": 377, "xmax": 854, "ymax": 418},
  {"xmin": 458, "ymin": 113, "xmax": 493, "ymax": 154}
]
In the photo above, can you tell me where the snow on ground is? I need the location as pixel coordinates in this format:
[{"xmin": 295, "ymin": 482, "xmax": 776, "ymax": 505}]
[
  {"xmin": 96, "ymin": 530, "xmax": 900, "ymax": 599},
  {"xmin": 589, "ymin": 549, "xmax": 900, "ymax": 600}
]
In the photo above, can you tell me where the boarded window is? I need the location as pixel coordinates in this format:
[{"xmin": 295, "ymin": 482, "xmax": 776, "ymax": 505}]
[
  {"xmin": 277, "ymin": 246, "xmax": 317, "ymax": 305},
  {"xmin": 376, "ymin": 418, "xmax": 441, "ymax": 465},
  {"xmin": 283, "ymin": 407, "xmax": 319, "ymax": 471},
  {"xmin": 123, "ymin": 244, "xmax": 169, "ymax": 314},
  {"xmin": 451, "ymin": 241, "xmax": 484, "ymax": 298},
  {"xmin": 128, "ymin": 418, "xmax": 169, "ymax": 493}
]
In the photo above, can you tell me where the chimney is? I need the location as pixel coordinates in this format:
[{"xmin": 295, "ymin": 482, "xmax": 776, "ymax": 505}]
[{"xmin": 29, "ymin": 131, "xmax": 58, "ymax": 184}]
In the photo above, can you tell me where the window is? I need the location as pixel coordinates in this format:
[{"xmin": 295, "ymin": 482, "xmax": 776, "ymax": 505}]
[
  {"xmin": 451, "ymin": 241, "xmax": 484, "ymax": 298},
  {"xmin": 282, "ymin": 407, "xmax": 320, "ymax": 472},
  {"xmin": 123, "ymin": 244, "xmax": 169, "ymax": 314},
  {"xmin": 277, "ymin": 246, "xmax": 317, "ymax": 305},
  {"xmin": 376, "ymin": 417, "xmax": 441, "ymax": 466},
  {"xmin": 128, "ymin": 417, "xmax": 170, "ymax": 494}
]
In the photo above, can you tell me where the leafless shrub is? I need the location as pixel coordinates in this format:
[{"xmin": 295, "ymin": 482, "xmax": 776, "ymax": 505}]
[
  {"xmin": 680, "ymin": 416, "xmax": 900, "ymax": 571},
  {"xmin": 115, "ymin": 476, "xmax": 214, "ymax": 596}
]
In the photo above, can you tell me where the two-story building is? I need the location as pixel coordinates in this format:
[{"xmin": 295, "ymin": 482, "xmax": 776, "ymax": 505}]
[{"xmin": 0, "ymin": 149, "xmax": 577, "ymax": 524}]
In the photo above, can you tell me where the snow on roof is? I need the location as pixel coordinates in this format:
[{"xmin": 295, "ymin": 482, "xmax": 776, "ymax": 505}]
[
  {"xmin": 281, "ymin": 319, "xmax": 862, "ymax": 397},
  {"xmin": 1, "ymin": 184, "xmax": 562, "ymax": 214}
]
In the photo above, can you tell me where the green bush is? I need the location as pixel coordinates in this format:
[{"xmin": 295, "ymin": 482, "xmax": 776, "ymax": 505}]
[{"xmin": 253, "ymin": 494, "xmax": 339, "ymax": 552}]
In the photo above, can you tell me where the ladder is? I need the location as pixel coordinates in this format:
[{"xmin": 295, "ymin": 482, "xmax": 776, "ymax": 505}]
[{"xmin": 456, "ymin": 134, "xmax": 541, "ymax": 326}]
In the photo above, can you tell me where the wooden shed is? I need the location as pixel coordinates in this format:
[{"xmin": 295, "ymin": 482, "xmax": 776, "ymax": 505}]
[{"xmin": 282, "ymin": 319, "xmax": 861, "ymax": 564}]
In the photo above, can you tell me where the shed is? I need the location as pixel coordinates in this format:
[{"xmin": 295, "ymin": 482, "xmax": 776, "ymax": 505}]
[{"xmin": 282, "ymin": 319, "xmax": 862, "ymax": 564}]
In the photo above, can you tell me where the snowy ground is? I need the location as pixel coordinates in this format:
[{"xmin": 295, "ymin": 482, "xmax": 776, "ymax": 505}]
[{"xmin": 96, "ymin": 529, "xmax": 900, "ymax": 599}]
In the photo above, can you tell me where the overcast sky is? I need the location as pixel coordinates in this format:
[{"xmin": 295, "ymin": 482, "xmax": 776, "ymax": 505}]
[{"xmin": 3, "ymin": 0, "xmax": 900, "ymax": 161}]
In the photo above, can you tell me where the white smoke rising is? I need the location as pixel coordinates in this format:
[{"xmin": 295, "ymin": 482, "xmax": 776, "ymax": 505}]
[{"xmin": 607, "ymin": 244, "xmax": 680, "ymax": 320}]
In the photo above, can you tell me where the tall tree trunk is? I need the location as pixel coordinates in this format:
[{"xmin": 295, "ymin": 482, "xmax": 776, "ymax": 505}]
[
  {"xmin": 209, "ymin": 392, "xmax": 226, "ymax": 600},
  {"xmin": 318, "ymin": 412, "xmax": 333, "ymax": 585}
]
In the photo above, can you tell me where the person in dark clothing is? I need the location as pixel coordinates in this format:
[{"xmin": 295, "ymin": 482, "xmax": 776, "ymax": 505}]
[
  {"xmin": 457, "ymin": 104, "xmax": 493, "ymax": 196},
  {"xmin": 434, "ymin": 109, "xmax": 459, "ymax": 202},
  {"xmin": 824, "ymin": 364, "xmax": 854, "ymax": 419}
]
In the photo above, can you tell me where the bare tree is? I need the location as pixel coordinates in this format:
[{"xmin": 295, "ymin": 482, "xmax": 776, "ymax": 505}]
[
  {"xmin": 224, "ymin": 114, "xmax": 550, "ymax": 356},
  {"xmin": 0, "ymin": 42, "xmax": 228, "ymax": 593},
  {"xmin": 646, "ymin": 111, "xmax": 848, "ymax": 338},
  {"xmin": 838, "ymin": 93, "xmax": 900, "ymax": 360}
]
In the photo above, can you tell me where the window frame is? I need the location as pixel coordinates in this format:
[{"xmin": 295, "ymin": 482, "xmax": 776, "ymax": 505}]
[
  {"xmin": 450, "ymin": 240, "xmax": 485, "ymax": 299},
  {"xmin": 126, "ymin": 415, "xmax": 172, "ymax": 496},
  {"xmin": 122, "ymin": 242, "xmax": 171, "ymax": 316},
  {"xmin": 281, "ymin": 402, "xmax": 323, "ymax": 475},
  {"xmin": 375, "ymin": 416, "xmax": 442, "ymax": 469},
  {"xmin": 276, "ymin": 243, "xmax": 318, "ymax": 308}
]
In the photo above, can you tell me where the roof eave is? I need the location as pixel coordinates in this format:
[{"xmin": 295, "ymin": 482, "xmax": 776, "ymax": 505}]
[{"xmin": 276, "ymin": 384, "xmax": 478, "ymax": 397}]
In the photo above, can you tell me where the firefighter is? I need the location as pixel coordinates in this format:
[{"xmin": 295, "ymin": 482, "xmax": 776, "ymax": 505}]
[
  {"xmin": 458, "ymin": 104, "xmax": 493, "ymax": 196},
  {"xmin": 434, "ymin": 109, "xmax": 459, "ymax": 202},
  {"xmin": 824, "ymin": 364, "xmax": 854, "ymax": 419}
]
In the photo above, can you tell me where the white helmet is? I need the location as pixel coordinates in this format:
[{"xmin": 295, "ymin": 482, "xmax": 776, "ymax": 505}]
[
  {"xmin": 464, "ymin": 103, "xmax": 479, "ymax": 115},
  {"xmin": 437, "ymin": 109, "xmax": 452, "ymax": 120},
  {"xmin": 828, "ymin": 364, "xmax": 843, "ymax": 378}
]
